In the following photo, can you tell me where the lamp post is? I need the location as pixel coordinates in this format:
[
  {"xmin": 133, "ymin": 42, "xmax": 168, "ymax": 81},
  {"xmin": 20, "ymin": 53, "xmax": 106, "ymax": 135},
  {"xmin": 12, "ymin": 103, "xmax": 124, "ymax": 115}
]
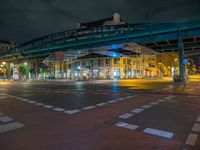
[{"xmin": 1, "ymin": 62, "xmax": 6, "ymax": 80}]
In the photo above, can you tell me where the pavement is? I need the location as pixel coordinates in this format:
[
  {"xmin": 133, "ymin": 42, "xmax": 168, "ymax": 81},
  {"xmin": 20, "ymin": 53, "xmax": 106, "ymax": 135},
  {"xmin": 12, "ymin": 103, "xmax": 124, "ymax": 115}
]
[{"xmin": 0, "ymin": 75, "xmax": 200, "ymax": 150}]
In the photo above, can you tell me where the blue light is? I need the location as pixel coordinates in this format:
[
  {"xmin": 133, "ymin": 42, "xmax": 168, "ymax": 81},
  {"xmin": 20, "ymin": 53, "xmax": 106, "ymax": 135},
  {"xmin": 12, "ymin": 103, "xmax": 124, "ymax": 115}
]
[
  {"xmin": 183, "ymin": 58, "xmax": 188, "ymax": 64},
  {"xmin": 111, "ymin": 44, "xmax": 118, "ymax": 49}
]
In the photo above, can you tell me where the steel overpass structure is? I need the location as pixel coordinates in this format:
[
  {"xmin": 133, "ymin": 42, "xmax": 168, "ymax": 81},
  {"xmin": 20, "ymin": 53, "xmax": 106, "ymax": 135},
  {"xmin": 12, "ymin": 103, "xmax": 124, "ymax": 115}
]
[{"xmin": 1, "ymin": 17, "xmax": 200, "ymax": 77}]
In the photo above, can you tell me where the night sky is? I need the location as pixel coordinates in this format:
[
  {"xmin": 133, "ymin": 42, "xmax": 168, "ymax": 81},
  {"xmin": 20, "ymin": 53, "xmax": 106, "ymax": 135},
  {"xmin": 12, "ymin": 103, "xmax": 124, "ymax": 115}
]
[{"xmin": 0, "ymin": 0, "xmax": 200, "ymax": 44}]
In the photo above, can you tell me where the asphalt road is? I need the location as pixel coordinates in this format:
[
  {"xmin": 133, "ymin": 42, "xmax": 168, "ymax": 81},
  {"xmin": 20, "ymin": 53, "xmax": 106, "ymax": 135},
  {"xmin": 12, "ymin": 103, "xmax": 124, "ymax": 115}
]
[{"xmin": 0, "ymin": 76, "xmax": 200, "ymax": 150}]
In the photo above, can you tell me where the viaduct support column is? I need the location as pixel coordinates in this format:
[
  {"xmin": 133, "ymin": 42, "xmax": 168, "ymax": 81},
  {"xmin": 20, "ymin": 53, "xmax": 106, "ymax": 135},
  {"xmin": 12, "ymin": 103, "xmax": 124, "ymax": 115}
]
[{"xmin": 178, "ymin": 26, "xmax": 185, "ymax": 77}]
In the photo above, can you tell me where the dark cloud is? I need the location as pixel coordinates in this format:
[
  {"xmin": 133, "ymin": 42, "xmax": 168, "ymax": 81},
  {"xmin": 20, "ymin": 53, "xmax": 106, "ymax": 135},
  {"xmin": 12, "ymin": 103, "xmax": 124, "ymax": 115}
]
[{"xmin": 0, "ymin": 0, "xmax": 199, "ymax": 44}]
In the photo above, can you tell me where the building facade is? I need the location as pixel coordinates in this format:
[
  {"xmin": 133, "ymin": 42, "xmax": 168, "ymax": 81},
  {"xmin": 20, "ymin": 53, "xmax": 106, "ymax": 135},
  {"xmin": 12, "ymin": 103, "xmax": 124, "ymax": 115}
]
[
  {"xmin": 43, "ymin": 52, "xmax": 178, "ymax": 80},
  {"xmin": 0, "ymin": 40, "xmax": 16, "ymax": 55}
]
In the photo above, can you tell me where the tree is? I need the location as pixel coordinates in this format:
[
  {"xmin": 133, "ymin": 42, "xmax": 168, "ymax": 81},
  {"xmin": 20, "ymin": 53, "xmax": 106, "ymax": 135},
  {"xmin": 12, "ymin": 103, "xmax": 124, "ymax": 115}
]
[{"xmin": 18, "ymin": 66, "xmax": 27, "ymax": 76}]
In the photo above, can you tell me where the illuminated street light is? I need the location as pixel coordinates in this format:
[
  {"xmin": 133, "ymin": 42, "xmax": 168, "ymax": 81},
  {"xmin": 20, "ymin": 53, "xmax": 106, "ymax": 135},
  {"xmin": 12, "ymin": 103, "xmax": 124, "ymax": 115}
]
[
  {"xmin": 24, "ymin": 62, "xmax": 28, "ymax": 66},
  {"xmin": 2, "ymin": 62, "xmax": 6, "ymax": 65}
]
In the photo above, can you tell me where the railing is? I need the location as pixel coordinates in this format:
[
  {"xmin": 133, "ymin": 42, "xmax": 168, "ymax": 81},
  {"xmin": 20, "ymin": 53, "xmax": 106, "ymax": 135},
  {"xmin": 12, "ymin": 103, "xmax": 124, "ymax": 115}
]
[{"xmin": 3, "ymin": 19, "xmax": 200, "ymax": 58}]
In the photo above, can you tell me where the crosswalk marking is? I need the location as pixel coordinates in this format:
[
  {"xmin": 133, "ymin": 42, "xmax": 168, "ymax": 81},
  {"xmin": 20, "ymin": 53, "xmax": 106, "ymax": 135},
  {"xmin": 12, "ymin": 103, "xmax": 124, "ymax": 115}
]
[
  {"xmin": 143, "ymin": 128, "xmax": 174, "ymax": 139},
  {"xmin": 118, "ymin": 113, "xmax": 134, "ymax": 119},
  {"xmin": 185, "ymin": 133, "xmax": 198, "ymax": 146},
  {"xmin": 115, "ymin": 122, "xmax": 139, "ymax": 130},
  {"xmin": 130, "ymin": 108, "xmax": 144, "ymax": 113},
  {"xmin": 0, "ymin": 122, "xmax": 25, "ymax": 133}
]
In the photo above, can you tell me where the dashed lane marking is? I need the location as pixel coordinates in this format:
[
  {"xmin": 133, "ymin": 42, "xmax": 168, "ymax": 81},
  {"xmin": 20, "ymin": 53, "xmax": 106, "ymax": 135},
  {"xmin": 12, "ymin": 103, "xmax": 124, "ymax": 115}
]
[
  {"xmin": 96, "ymin": 103, "xmax": 107, "ymax": 107},
  {"xmin": 82, "ymin": 106, "xmax": 96, "ymax": 110},
  {"xmin": 0, "ymin": 116, "xmax": 13, "ymax": 123},
  {"xmin": 17, "ymin": 98, "xmax": 29, "ymax": 102},
  {"xmin": 115, "ymin": 122, "xmax": 139, "ymax": 130},
  {"xmin": 149, "ymin": 102, "xmax": 159, "ymax": 105},
  {"xmin": 64, "ymin": 109, "xmax": 81, "ymax": 114},
  {"xmin": 117, "ymin": 98, "xmax": 126, "ymax": 101},
  {"xmin": 143, "ymin": 128, "xmax": 174, "ymax": 139},
  {"xmin": 0, "ymin": 122, "xmax": 25, "ymax": 133},
  {"xmin": 192, "ymin": 123, "xmax": 200, "ymax": 133},
  {"xmin": 157, "ymin": 99, "xmax": 166, "ymax": 102},
  {"xmin": 107, "ymin": 100, "xmax": 117, "ymax": 103},
  {"xmin": 53, "ymin": 107, "xmax": 65, "ymax": 112},
  {"xmin": 130, "ymin": 108, "xmax": 144, "ymax": 114},
  {"xmin": 28, "ymin": 100, "xmax": 36, "ymax": 104},
  {"xmin": 43, "ymin": 105, "xmax": 54, "ymax": 109},
  {"xmin": 125, "ymin": 96, "xmax": 135, "ymax": 99},
  {"xmin": 35, "ymin": 102, "xmax": 44, "ymax": 106},
  {"xmin": 185, "ymin": 133, "xmax": 198, "ymax": 146},
  {"xmin": 118, "ymin": 113, "xmax": 134, "ymax": 119},
  {"xmin": 141, "ymin": 104, "xmax": 152, "ymax": 109},
  {"xmin": 164, "ymin": 97, "xmax": 172, "ymax": 100}
]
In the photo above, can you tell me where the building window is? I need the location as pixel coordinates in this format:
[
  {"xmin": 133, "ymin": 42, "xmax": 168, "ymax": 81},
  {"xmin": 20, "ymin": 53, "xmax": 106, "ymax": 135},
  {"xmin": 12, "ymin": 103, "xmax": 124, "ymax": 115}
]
[
  {"xmin": 127, "ymin": 59, "xmax": 131, "ymax": 65},
  {"xmin": 114, "ymin": 58, "xmax": 120, "ymax": 64},
  {"xmin": 106, "ymin": 59, "xmax": 110, "ymax": 65},
  {"xmin": 149, "ymin": 64, "xmax": 155, "ymax": 67},
  {"xmin": 123, "ymin": 58, "xmax": 126, "ymax": 64}
]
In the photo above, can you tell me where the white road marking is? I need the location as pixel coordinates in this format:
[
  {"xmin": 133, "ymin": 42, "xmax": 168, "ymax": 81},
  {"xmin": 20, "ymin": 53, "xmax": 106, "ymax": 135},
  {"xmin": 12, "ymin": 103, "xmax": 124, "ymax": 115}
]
[
  {"xmin": 35, "ymin": 103, "xmax": 44, "ymax": 106},
  {"xmin": 164, "ymin": 97, "xmax": 172, "ymax": 100},
  {"xmin": 196, "ymin": 115, "xmax": 200, "ymax": 122},
  {"xmin": 82, "ymin": 106, "xmax": 96, "ymax": 110},
  {"xmin": 117, "ymin": 98, "xmax": 126, "ymax": 101},
  {"xmin": 185, "ymin": 133, "xmax": 198, "ymax": 146},
  {"xmin": 0, "ymin": 116, "xmax": 13, "ymax": 123},
  {"xmin": 43, "ymin": 105, "xmax": 54, "ymax": 109},
  {"xmin": 28, "ymin": 100, "xmax": 36, "ymax": 104},
  {"xmin": 0, "ymin": 122, "xmax": 25, "ymax": 133},
  {"xmin": 118, "ymin": 113, "xmax": 134, "ymax": 119},
  {"xmin": 115, "ymin": 122, "xmax": 138, "ymax": 130},
  {"xmin": 107, "ymin": 100, "xmax": 117, "ymax": 103},
  {"xmin": 96, "ymin": 103, "xmax": 107, "ymax": 107},
  {"xmin": 141, "ymin": 104, "xmax": 152, "ymax": 109},
  {"xmin": 192, "ymin": 123, "xmax": 200, "ymax": 133},
  {"xmin": 130, "ymin": 108, "xmax": 144, "ymax": 113},
  {"xmin": 157, "ymin": 99, "xmax": 166, "ymax": 102},
  {"xmin": 18, "ymin": 98, "xmax": 29, "ymax": 102},
  {"xmin": 149, "ymin": 102, "xmax": 159, "ymax": 105},
  {"xmin": 125, "ymin": 96, "xmax": 134, "ymax": 99},
  {"xmin": 143, "ymin": 128, "xmax": 174, "ymax": 139},
  {"xmin": 64, "ymin": 109, "xmax": 81, "ymax": 114},
  {"xmin": 53, "ymin": 107, "xmax": 65, "ymax": 112},
  {"xmin": 15, "ymin": 97, "xmax": 25, "ymax": 101}
]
